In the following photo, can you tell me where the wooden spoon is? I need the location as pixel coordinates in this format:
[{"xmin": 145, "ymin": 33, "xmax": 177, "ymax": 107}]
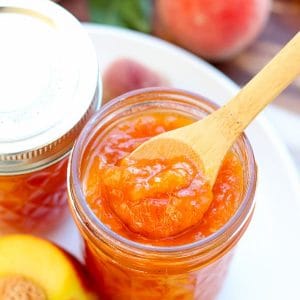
[{"xmin": 127, "ymin": 32, "xmax": 300, "ymax": 186}]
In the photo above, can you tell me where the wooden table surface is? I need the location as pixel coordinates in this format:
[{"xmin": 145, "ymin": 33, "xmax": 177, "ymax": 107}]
[{"xmin": 60, "ymin": 0, "xmax": 300, "ymax": 114}]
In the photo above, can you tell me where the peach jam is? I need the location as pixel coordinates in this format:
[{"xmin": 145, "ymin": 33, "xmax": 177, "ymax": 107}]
[
  {"xmin": 68, "ymin": 88, "xmax": 257, "ymax": 299},
  {"xmin": 0, "ymin": 0, "xmax": 100, "ymax": 233}
]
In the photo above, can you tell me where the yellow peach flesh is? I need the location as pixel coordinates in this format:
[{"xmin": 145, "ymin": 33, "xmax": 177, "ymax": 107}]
[{"xmin": 0, "ymin": 235, "xmax": 96, "ymax": 300}]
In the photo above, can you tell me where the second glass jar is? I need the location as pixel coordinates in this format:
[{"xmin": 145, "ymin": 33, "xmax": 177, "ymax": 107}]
[{"xmin": 0, "ymin": 0, "xmax": 100, "ymax": 233}]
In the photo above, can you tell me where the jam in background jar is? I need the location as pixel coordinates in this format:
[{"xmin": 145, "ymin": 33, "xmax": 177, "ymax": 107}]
[{"xmin": 0, "ymin": 158, "xmax": 68, "ymax": 233}]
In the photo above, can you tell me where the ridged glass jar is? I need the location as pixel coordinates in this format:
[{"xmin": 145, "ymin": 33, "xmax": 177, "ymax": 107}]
[{"xmin": 68, "ymin": 88, "xmax": 256, "ymax": 300}]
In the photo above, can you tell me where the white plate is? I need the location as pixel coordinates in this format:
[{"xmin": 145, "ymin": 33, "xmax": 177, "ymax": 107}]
[{"xmin": 47, "ymin": 24, "xmax": 300, "ymax": 300}]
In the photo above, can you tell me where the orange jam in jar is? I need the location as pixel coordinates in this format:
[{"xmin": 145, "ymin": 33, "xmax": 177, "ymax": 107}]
[
  {"xmin": 0, "ymin": 158, "xmax": 68, "ymax": 233},
  {"xmin": 68, "ymin": 88, "xmax": 257, "ymax": 299},
  {"xmin": 0, "ymin": 1, "xmax": 99, "ymax": 233}
]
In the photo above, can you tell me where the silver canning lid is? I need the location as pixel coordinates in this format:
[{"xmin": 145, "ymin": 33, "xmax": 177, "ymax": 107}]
[{"xmin": 0, "ymin": 0, "xmax": 101, "ymax": 175}]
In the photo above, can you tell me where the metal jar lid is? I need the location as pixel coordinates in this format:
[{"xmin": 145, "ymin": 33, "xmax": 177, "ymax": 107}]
[{"xmin": 0, "ymin": 0, "xmax": 100, "ymax": 175}]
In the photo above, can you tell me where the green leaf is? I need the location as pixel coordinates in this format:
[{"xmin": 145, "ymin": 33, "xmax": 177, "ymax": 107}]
[{"xmin": 89, "ymin": 0, "xmax": 153, "ymax": 33}]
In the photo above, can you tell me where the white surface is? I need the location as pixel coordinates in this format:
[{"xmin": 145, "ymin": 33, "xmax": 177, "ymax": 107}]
[
  {"xmin": 0, "ymin": 0, "xmax": 98, "ymax": 154},
  {"xmin": 48, "ymin": 24, "xmax": 300, "ymax": 300},
  {"xmin": 265, "ymin": 106, "xmax": 300, "ymax": 170}
]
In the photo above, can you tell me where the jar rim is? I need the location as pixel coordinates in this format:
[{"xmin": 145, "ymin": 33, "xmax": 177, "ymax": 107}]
[{"xmin": 68, "ymin": 87, "xmax": 257, "ymax": 254}]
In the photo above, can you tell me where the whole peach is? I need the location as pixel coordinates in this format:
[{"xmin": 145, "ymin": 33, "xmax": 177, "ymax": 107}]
[{"xmin": 154, "ymin": 0, "xmax": 272, "ymax": 61}]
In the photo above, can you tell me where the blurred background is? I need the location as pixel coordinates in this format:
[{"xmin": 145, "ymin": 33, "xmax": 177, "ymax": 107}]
[{"xmin": 57, "ymin": 0, "xmax": 300, "ymax": 170}]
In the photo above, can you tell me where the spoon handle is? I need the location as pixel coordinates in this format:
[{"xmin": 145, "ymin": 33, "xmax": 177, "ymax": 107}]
[
  {"xmin": 212, "ymin": 31, "xmax": 300, "ymax": 140},
  {"xmin": 188, "ymin": 32, "xmax": 300, "ymax": 184}
]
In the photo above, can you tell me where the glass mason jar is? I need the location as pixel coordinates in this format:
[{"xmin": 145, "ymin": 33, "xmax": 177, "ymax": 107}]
[
  {"xmin": 68, "ymin": 88, "xmax": 257, "ymax": 300},
  {"xmin": 0, "ymin": 0, "xmax": 100, "ymax": 233}
]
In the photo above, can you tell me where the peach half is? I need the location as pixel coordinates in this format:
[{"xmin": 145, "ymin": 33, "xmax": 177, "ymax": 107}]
[{"xmin": 0, "ymin": 234, "xmax": 97, "ymax": 300}]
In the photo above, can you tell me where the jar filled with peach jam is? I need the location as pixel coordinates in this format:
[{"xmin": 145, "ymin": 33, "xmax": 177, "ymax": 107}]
[
  {"xmin": 0, "ymin": 0, "xmax": 100, "ymax": 233},
  {"xmin": 68, "ymin": 88, "xmax": 257, "ymax": 300}
]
